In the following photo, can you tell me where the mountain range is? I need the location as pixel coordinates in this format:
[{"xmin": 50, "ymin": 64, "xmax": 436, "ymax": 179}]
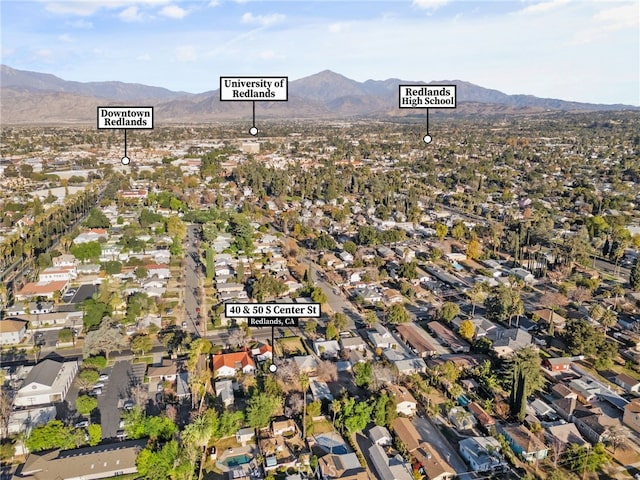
[{"xmin": 1, "ymin": 65, "xmax": 636, "ymax": 125}]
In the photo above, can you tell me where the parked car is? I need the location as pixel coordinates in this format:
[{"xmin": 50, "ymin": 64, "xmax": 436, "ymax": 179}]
[
  {"xmin": 94, "ymin": 382, "xmax": 105, "ymax": 389},
  {"xmin": 116, "ymin": 430, "xmax": 127, "ymax": 440},
  {"xmin": 123, "ymin": 400, "xmax": 135, "ymax": 410},
  {"xmin": 74, "ymin": 419, "xmax": 89, "ymax": 428},
  {"xmin": 91, "ymin": 387, "xmax": 103, "ymax": 396},
  {"xmin": 182, "ymin": 321, "xmax": 188, "ymax": 328},
  {"xmin": 98, "ymin": 373, "xmax": 109, "ymax": 382}
]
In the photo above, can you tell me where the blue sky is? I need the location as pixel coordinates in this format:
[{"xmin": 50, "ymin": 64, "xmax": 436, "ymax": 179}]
[{"xmin": 1, "ymin": 0, "xmax": 638, "ymax": 105}]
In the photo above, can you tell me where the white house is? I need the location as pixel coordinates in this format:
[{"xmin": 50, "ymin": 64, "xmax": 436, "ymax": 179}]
[
  {"xmin": 144, "ymin": 264, "xmax": 171, "ymax": 279},
  {"xmin": 14, "ymin": 359, "xmax": 78, "ymax": 407},
  {"xmin": 0, "ymin": 319, "xmax": 28, "ymax": 345},
  {"xmin": 313, "ymin": 340, "xmax": 341, "ymax": 359},
  {"xmin": 38, "ymin": 266, "xmax": 76, "ymax": 282},
  {"xmin": 387, "ymin": 384, "xmax": 417, "ymax": 417},
  {"xmin": 459, "ymin": 437, "xmax": 506, "ymax": 473},
  {"xmin": 73, "ymin": 228, "xmax": 108, "ymax": 244}
]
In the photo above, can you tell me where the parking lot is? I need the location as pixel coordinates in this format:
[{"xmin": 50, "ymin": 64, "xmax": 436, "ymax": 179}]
[
  {"xmin": 96, "ymin": 360, "xmax": 147, "ymax": 440},
  {"xmin": 64, "ymin": 284, "xmax": 99, "ymax": 304}
]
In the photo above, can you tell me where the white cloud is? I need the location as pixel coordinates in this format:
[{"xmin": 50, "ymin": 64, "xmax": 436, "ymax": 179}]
[
  {"xmin": 119, "ymin": 6, "xmax": 144, "ymax": 22},
  {"xmin": 43, "ymin": 0, "xmax": 171, "ymax": 16},
  {"xmin": 593, "ymin": 3, "xmax": 638, "ymax": 31},
  {"xmin": 328, "ymin": 22, "xmax": 350, "ymax": 33},
  {"xmin": 208, "ymin": 0, "xmax": 220, "ymax": 6},
  {"xmin": 137, "ymin": 53, "xmax": 152, "ymax": 61},
  {"xmin": 33, "ymin": 48, "xmax": 55, "ymax": 62},
  {"xmin": 519, "ymin": 0, "xmax": 570, "ymax": 15},
  {"xmin": 174, "ymin": 45, "xmax": 197, "ymax": 61},
  {"xmin": 258, "ymin": 50, "xmax": 285, "ymax": 60},
  {"xmin": 58, "ymin": 34, "xmax": 74, "ymax": 42},
  {"xmin": 160, "ymin": 5, "xmax": 188, "ymax": 19},
  {"xmin": 569, "ymin": 2, "xmax": 638, "ymax": 44},
  {"xmin": 412, "ymin": 0, "xmax": 451, "ymax": 10},
  {"xmin": 241, "ymin": 12, "xmax": 285, "ymax": 26},
  {"xmin": 67, "ymin": 19, "xmax": 94, "ymax": 29}
]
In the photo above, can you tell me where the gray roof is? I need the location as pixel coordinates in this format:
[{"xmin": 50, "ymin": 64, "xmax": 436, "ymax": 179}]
[
  {"xmin": 23, "ymin": 360, "xmax": 64, "ymax": 388},
  {"xmin": 20, "ymin": 439, "xmax": 147, "ymax": 479}
]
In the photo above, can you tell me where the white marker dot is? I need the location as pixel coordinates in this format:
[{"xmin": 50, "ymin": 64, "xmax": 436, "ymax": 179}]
[
  {"xmin": 249, "ymin": 126, "xmax": 258, "ymax": 136},
  {"xmin": 121, "ymin": 156, "xmax": 131, "ymax": 165},
  {"xmin": 269, "ymin": 364, "xmax": 277, "ymax": 373},
  {"xmin": 423, "ymin": 135, "xmax": 432, "ymax": 144}
]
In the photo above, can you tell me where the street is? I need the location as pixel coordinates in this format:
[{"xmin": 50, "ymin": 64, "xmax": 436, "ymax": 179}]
[{"xmin": 183, "ymin": 224, "xmax": 203, "ymax": 337}]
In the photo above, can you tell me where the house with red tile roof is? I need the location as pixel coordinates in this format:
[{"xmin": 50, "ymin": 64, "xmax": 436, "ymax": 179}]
[
  {"xmin": 212, "ymin": 351, "xmax": 255, "ymax": 377},
  {"xmin": 15, "ymin": 281, "xmax": 69, "ymax": 300}
]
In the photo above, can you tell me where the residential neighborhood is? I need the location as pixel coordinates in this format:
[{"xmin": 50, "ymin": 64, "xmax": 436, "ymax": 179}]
[{"xmin": 1, "ymin": 113, "xmax": 640, "ymax": 480}]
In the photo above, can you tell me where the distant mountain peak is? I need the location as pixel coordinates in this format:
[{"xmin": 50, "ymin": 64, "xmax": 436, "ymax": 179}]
[{"xmin": 1, "ymin": 64, "xmax": 636, "ymax": 125}]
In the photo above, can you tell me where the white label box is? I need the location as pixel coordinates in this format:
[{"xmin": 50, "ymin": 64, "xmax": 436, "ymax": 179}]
[
  {"xmin": 97, "ymin": 106, "xmax": 154, "ymax": 129},
  {"xmin": 398, "ymin": 84, "xmax": 457, "ymax": 109},
  {"xmin": 220, "ymin": 76, "xmax": 288, "ymax": 102},
  {"xmin": 225, "ymin": 302, "xmax": 321, "ymax": 318}
]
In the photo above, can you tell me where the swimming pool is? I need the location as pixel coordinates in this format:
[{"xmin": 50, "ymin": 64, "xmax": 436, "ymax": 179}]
[{"xmin": 221, "ymin": 454, "xmax": 252, "ymax": 467}]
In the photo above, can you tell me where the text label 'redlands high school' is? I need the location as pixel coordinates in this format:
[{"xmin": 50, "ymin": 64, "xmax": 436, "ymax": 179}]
[
  {"xmin": 97, "ymin": 107, "xmax": 154, "ymax": 129},
  {"xmin": 398, "ymin": 85, "xmax": 457, "ymax": 109}
]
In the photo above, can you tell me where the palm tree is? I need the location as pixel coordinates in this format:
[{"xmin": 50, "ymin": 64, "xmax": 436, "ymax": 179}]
[
  {"xmin": 600, "ymin": 309, "xmax": 618, "ymax": 337},
  {"xmin": 466, "ymin": 283, "xmax": 485, "ymax": 317},
  {"xmin": 589, "ymin": 303, "xmax": 605, "ymax": 323},
  {"xmin": 330, "ymin": 399, "xmax": 341, "ymax": 428},
  {"xmin": 300, "ymin": 373, "xmax": 309, "ymax": 440},
  {"xmin": 182, "ymin": 410, "xmax": 216, "ymax": 480}
]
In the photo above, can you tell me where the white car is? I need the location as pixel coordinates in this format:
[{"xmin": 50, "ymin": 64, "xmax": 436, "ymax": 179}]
[
  {"xmin": 75, "ymin": 419, "xmax": 89, "ymax": 428},
  {"xmin": 94, "ymin": 382, "xmax": 105, "ymax": 389},
  {"xmin": 98, "ymin": 374, "xmax": 109, "ymax": 382}
]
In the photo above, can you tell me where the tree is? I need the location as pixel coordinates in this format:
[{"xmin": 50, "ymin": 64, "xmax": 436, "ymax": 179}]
[
  {"xmin": 353, "ymin": 362, "xmax": 374, "ymax": 389},
  {"xmin": 458, "ymin": 319, "xmax": 475, "ymax": 341},
  {"xmin": 332, "ymin": 312, "xmax": 349, "ymax": 332},
  {"xmin": 435, "ymin": 223, "xmax": 448, "ymax": 240},
  {"xmin": 506, "ymin": 347, "xmax": 544, "ymax": 422},
  {"xmin": 87, "ymin": 424, "xmax": 101, "ymax": 446},
  {"xmin": 218, "ymin": 410, "xmax": 244, "ymax": 438},
  {"xmin": 70, "ymin": 241, "xmax": 102, "ymax": 263},
  {"xmin": 0, "ymin": 389, "xmax": 11, "ymax": 439},
  {"xmin": 466, "ymin": 283, "xmax": 485, "ymax": 317},
  {"xmin": 325, "ymin": 320, "xmax": 339, "ymax": 340},
  {"xmin": 630, "ymin": 257, "xmax": 640, "ymax": 291},
  {"xmin": 166, "ymin": 215, "xmax": 187, "ymax": 240},
  {"xmin": 467, "ymin": 236, "xmax": 482, "ymax": 259},
  {"xmin": 136, "ymin": 440, "xmax": 179, "ymax": 480},
  {"xmin": 182, "ymin": 409, "xmax": 219, "ymax": 480},
  {"xmin": 386, "ymin": 303, "xmax": 410, "ymax": 324},
  {"xmin": 441, "ymin": 302, "xmax": 460, "ymax": 322},
  {"xmin": 131, "ymin": 334, "xmax": 153, "ymax": 356},
  {"xmin": 252, "ymin": 274, "xmax": 287, "ymax": 301},
  {"xmin": 76, "ymin": 394, "xmax": 98, "ymax": 416},
  {"xmin": 304, "ymin": 319, "xmax": 318, "ymax": 338},
  {"xmin": 340, "ymin": 396, "xmax": 373, "ymax": 434},
  {"xmin": 600, "ymin": 308, "xmax": 618, "ymax": 336},
  {"xmin": 364, "ymin": 310, "xmax": 378, "ymax": 327},
  {"xmin": 83, "ymin": 319, "xmax": 127, "ymax": 360},
  {"xmin": 398, "ymin": 261, "xmax": 417, "ymax": 279},
  {"xmin": 343, "ymin": 240, "xmax": 357, "ymax": 256},
  {"xmin": 300, "ymin": 374, "xmax": 310, "ymax": 439},
  {"xmin": 77, "ymin": 368, "xmax": 99, "ymax": 391},
  {"xmin": 25, "ymin": 420, "xmax": 75, "ymax": 452},
  {"xmin": 484, "ymin": 285, "xmax": 523, "ymax": 326},
  {"xmin": 246, "ymin": 392, "xmax": 280, "ymax": 428}
]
